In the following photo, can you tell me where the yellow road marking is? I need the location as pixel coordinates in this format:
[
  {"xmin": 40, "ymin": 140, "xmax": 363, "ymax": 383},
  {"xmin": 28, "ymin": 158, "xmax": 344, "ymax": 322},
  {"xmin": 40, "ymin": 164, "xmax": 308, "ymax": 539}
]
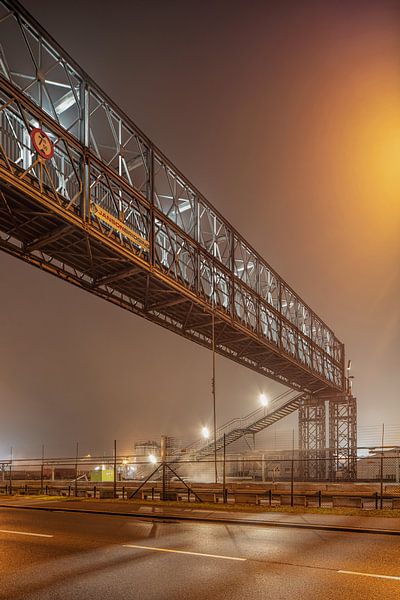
[
  {"xmin": 123, "ymin": 544, "xmax": 246, "ymax": 561},
  {"xmin": 0, "ymin": 529, "xmax": 53, "ymax": 538},
  {"xmin": 339, "ymin": 570, "xmax": 400, "ymax": 581}
]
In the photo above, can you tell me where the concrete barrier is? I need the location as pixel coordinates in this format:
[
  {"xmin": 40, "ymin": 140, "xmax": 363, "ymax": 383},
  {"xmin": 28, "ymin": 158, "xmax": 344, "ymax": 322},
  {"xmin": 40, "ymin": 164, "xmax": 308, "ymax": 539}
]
[
  {"xmin": 197, "ymin": 492, "xmax": 216, "ymax": 503},
  {"xmin": 280, "ymin": 495, "xmax": 307, "ymax": 506},
  {"xmin": 99, "ymin": 489, "xmax": 114, "ymax": 499},
  {"xmin": 332, "ymin": 496, "xmax": 362, "ymax": 508},
  {"xmin": 141, "ymin": 490, "xmax": 155, "ymax": 500},
  {"xmin": 234, "ymin": 494, "xmax": 259, "ymax": 505}
]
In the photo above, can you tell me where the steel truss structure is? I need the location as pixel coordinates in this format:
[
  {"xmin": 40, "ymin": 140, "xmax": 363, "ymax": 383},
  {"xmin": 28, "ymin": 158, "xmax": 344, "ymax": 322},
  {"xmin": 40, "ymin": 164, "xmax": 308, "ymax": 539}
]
[
  {"xmin": 0, "ymin": 0, "xmax": 347, "ymax": 399},
  {"xmin": 329, "ymin": 397, "xmax": 357, "ymax": 480},
  {"xmin": 298, "ymin": 396, "xmax": 327, "ymax": 480},
  {"xmin": 298, "ymin": 395, "xmax": 357, "ymax": 480}
]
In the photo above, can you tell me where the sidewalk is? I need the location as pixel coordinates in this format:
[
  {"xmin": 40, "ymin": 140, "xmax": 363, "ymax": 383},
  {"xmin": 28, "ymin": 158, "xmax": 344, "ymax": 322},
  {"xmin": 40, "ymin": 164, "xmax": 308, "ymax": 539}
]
[{"xmin": 1, "ymin": 496, "xmax": 400, "ymax": 534}]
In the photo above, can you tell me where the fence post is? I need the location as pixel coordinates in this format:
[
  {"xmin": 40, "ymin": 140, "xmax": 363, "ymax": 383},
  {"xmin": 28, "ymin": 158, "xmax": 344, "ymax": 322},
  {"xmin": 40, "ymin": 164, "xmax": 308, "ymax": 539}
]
[
  {"xmin": 290, "ymin": 429, "xmax": 294, "ymax": 507},
  {"xmin": 318, "ymin": 490, "xmax": 321, "ymax": 508},
  {"xmin": 222, "ymin": 434, "xmax": 227, "ymax": 503},
  {"xmin": 380, "ymin": 424, "xmax": 384, "ymax": 509},
  {"xmin": 9, "ymin": 447, "xmax": 12, "ymax": 496},
  {"xmin": 113, "ymin": 439, "xmax": 117, "ymax": 499},
  {"xmin": 375, "ymin": 491, "xmax": 378, "ymax": 510},
  {"xmin": 74, "ymin": 442, "xmax": 79, "ymax": 497},
  {"xmin": 162, "ymin": 464, "xmax": 166, "ymax": 501},
  {"xmin": 40, "ymin": 444, "xmax": 44, "ymax": 494}
]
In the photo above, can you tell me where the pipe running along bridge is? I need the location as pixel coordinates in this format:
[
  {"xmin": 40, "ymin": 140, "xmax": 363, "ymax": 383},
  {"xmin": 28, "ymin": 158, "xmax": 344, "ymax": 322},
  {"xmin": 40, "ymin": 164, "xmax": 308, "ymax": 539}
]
[{"xmin": 0, "ymin": 0, "xmax": 357, "ymax": 479}]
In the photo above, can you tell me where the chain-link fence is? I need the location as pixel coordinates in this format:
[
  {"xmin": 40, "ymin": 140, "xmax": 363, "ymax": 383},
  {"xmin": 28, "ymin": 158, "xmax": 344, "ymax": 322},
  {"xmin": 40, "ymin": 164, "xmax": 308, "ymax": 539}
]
[{"xmin": 1, "ymin": 448, "xmax": 399, "ymax": 509}]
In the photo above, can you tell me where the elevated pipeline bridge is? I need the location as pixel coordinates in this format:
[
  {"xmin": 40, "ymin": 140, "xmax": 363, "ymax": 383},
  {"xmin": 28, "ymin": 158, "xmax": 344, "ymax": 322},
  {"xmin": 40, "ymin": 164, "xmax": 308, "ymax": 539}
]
[{"xmin": 0, "ymin": 1, "xmax": 356, "ymax": 478}]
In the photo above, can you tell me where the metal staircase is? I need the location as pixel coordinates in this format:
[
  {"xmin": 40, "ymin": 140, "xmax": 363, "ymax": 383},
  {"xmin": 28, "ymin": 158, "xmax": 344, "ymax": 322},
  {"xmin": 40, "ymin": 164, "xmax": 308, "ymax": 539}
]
[{"xmin": 187, "ymin": 390, "xmax": 306, "ymax": 459}]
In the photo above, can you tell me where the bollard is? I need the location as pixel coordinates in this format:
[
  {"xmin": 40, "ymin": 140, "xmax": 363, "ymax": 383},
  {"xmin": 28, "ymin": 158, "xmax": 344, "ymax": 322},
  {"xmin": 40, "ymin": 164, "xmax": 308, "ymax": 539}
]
[
  {"xmin": 269, "ymin": 489, "xmax": 272, "ymax": 506},
  {"xmin": 152, "ymin": 487, "xmax": 155, "ymax": 500},
  {"xmin": 375, "ymin": 491, "xmax": 379, "ymax": 510},
  {"xmin": 94, "ymin": 485, "xmax": 97, "ymax": 499},
  {"xmin": 68, "ymin": 485, "xmax": 71, "ymax": 497},
  {"xmin": 122, "ymin": 486, "xmax": 125, "ymax": 500},
  {"xmin": 318, "ymin": 490, "xmax": 322, "ymax": 508},
  {"xmin": 187, "ymin": 488, "xmax": 190, "ymax": 502}
]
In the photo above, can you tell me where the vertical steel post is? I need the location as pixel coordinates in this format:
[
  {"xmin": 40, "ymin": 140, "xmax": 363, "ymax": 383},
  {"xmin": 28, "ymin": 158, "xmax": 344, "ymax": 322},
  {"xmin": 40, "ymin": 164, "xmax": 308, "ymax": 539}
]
[
  {"xmin": 149, "ymin": 148, "xmax": 155, "ymax": 267},
  {"xmin": 162, "ymin": 463, "xmax": 166, "ymax": 501},
  {"xmin": 290, "ymin": 429, "xmax": 294, "ymax": 507},
  {"xmin": 80, "ymin": 81, "xmax": 90, "ymax": 221},
  {"xmin": 9, "ymin": 447, "xmax": 12, "ymax": 496},
  {"xmin": 380, "ymin": 424, "xmax": 384, "ymax": 509},
  {"xmin": 160, "ymin": 435, "xmax": 166, "ymax": 501},
  {"xmin": 74, "ymin": 442, "xmax": 79, "ymax": 497},
  {"xmin": 113, "ymin": 439, "xmax": 117, "ymax": 499},
  {"xmin": 40, "ymin": 444, "xmax": 44, "ymax": 494},
  {"xmin": 223, "ymin": 433, "xmax": 226, "ymax": 503},
  {"xmin": 212, "ymin": 310, "xmax": 217, "ymax": 484}
]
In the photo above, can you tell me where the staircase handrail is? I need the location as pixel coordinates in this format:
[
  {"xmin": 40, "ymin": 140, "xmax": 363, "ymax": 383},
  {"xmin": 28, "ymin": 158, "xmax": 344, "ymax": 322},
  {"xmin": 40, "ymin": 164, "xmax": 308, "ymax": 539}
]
[{"xmin": 186, "ymin": 389, "xmax": 305, "ymax": 455}]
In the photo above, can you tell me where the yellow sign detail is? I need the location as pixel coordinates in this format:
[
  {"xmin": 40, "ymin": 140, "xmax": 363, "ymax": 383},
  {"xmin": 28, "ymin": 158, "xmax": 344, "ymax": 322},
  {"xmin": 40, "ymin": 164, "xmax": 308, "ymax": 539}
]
[{"xmin": 91, "ymin": 204, "xmax": 149, "ymax": 251}]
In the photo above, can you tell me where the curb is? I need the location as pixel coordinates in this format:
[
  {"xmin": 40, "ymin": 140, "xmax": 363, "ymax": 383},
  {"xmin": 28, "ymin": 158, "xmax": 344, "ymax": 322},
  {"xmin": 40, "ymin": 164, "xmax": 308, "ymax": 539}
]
[{"xmin": 1, "ymin": 503, "xmax": 400, "ymax": 536}]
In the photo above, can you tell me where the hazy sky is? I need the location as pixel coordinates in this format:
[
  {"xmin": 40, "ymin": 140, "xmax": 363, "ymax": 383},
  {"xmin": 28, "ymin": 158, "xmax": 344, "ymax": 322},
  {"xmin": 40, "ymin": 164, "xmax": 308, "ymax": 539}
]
[{"xmin": 0, "ymin": 0, "xmax": 399, "ymax": 457}]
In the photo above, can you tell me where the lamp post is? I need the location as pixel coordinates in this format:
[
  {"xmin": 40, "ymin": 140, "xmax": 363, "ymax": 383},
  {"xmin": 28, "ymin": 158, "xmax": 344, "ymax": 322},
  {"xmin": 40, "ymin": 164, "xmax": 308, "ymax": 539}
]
[{"xmin": 212, "ymin": 310, "xmax": 217, "ymax": 484}]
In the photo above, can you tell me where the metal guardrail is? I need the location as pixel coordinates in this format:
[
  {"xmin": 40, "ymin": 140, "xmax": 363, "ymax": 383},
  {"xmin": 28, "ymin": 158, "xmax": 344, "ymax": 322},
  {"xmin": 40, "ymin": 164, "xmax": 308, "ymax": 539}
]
[{"xmin": 1, "ymin": 483, "xmax": 399, "ymax": 510}]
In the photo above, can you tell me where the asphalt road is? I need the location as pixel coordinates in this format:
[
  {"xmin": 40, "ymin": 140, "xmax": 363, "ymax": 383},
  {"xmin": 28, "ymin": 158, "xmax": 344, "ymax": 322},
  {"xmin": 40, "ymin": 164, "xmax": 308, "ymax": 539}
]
[{"xmin": 0, "ymin": 507, "xmax": 399, "ymax": 599}]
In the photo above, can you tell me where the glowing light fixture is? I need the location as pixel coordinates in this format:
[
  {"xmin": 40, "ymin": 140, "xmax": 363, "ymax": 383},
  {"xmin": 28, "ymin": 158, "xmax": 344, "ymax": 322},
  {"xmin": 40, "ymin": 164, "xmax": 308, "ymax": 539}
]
[{"xmin": 201, "ymin": 426, "xmax": 210, "ymax": 439}]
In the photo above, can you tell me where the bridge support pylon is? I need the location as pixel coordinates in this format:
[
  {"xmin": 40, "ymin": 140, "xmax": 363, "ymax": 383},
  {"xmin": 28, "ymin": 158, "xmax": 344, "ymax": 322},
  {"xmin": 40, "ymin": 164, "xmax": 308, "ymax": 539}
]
[
  {"xmin": 298, "ymin": 396, "xmax": 327, "ymax": 480},
  {"xmin": 328, "ymin": 396, "xmax": 357, "ymax": 481}
]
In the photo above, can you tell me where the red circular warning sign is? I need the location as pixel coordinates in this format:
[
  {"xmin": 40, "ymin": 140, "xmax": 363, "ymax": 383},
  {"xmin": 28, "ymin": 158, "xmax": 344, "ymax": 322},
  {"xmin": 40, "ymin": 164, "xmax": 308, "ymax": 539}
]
[{"xmin": 30, "ymin": 128, "xmax": 54, "ymax": 160}]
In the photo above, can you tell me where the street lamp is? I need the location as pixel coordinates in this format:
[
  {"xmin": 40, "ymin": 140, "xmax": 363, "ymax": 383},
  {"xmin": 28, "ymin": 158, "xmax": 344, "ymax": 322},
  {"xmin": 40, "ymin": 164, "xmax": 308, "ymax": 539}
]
[
  {"xmin": 148, "ymin": 454, "xmax": 157, "ymax": 464},
  {"xmin": 259, "ymin": 393, "xmax": 268, "ymax": 416},
  {"xmin": 201, "ymin": 426, "xmax": 210, "ymax": 440}
]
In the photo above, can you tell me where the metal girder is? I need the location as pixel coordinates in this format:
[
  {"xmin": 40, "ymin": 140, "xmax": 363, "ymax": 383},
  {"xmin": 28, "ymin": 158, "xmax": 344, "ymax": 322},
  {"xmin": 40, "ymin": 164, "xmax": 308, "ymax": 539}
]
[
  {"xmin": 0, "ymin": 0, "xmax": 346, "ymax": 394},
  {"xmin": 149, "ymin": 297, "xmax": 188, "ymax": 312},
  {"xmin": 25, "ymin": 224, "xmax": 73, "ymax": 252},
  {"xmin": 93, "ymin": 266, "xmax": 141, "ymax": 287}
]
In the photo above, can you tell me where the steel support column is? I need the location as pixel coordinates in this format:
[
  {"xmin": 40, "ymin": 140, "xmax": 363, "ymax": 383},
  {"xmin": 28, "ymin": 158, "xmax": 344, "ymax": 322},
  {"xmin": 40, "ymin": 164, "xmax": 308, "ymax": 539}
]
[
  {"xmin": 298, "ymin": 396, "xmax": 326, "ymax": 480},
  {"xmin": 328, "ymin": 396, "xmax": 357, "ymax": 481}
]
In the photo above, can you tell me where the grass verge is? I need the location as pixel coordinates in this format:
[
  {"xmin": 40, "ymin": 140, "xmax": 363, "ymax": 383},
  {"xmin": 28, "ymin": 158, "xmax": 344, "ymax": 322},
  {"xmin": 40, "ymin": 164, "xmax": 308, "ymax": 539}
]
[{"xmin": 3, "ymin": 494, "xmax": 399, "ymax": 518}]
